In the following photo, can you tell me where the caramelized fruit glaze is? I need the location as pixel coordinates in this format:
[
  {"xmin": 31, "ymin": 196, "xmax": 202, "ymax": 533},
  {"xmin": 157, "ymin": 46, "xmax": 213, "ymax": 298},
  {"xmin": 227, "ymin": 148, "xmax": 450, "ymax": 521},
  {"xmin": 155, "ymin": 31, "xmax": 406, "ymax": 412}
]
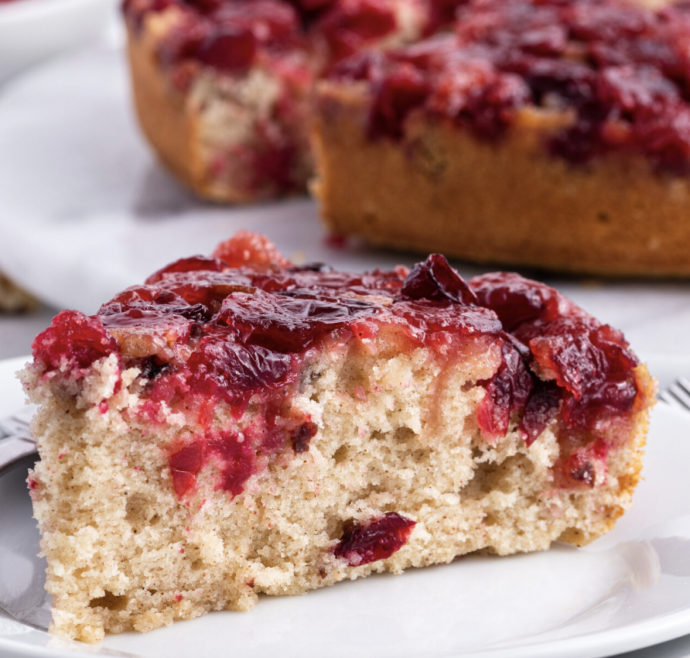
[
  {"xmin": 331, "ymin": 0, "xmax": 690, "ymax": 173},
  {"xmin": 32, "ymin": 232, "xmax": 648, "ymax": 562}
]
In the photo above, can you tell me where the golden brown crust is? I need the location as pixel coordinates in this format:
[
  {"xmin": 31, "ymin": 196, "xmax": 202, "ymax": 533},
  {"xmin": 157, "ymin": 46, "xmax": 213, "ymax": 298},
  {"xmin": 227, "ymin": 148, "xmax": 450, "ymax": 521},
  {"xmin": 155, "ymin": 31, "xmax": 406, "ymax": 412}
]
[
  {"xmin": 126, "ymin": 20, "xmax": 201, "ymax": 197},
  {"xmin": 313, "ymin": 83, "xmax": 690, "ymax": 277}
]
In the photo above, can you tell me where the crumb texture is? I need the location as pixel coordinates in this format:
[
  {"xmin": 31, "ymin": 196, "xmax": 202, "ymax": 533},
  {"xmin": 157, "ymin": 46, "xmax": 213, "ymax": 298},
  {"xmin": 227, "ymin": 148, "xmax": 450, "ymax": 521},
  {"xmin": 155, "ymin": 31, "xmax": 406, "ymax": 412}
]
[{"xmin": 25, "ymin": 343, "xmax": 650, "ymax": 642}]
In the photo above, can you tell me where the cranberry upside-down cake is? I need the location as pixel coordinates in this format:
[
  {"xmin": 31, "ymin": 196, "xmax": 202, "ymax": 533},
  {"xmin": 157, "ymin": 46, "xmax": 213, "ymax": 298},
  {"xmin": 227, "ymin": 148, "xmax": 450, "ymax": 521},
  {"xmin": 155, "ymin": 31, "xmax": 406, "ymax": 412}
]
[
  {"xmin": 314, "ymin": 0, "xmax": 690, "ymax": 276},
  {"xmin": 23, "ymin": 232, "xmax": 654, "ymax": 642}
]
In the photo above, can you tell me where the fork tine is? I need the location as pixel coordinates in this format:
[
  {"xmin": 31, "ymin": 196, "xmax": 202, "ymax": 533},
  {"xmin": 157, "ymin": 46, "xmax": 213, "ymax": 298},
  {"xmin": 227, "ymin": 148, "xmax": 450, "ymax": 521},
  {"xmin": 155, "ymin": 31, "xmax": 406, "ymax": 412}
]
[
  {"xmin": 677, "ymin": 377, "xmax": 690, "ymax": 397},
  {"xmin": 659, "ymin": 389, "xmax": 683, "ymax": 409},
  {"xmin": 666, "ymin": 383, "xmax": 690, "ymax": 412}
]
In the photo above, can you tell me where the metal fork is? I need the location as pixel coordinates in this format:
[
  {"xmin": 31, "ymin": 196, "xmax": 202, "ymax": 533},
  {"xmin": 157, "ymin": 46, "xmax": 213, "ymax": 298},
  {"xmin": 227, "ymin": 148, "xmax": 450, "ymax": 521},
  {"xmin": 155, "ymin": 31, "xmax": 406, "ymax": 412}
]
[
  {"xmin": 0, "ymin": 405, "xmax": 37, "ymax": 471},
  {"xmin": 658, "ymin": 377, "xmax": 690, "ymax": 412}
]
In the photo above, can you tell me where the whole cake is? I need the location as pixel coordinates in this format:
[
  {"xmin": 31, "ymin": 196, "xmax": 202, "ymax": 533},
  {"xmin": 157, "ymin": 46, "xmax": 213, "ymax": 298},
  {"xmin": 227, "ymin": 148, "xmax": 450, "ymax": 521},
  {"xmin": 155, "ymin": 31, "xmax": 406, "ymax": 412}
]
[
  {"xmin": 23, "ymin": 231, "xmax": 653, "ymax": 642},
  {"xmin": 313, "ymin": 0, "xmax": 690, "ymax": 276}
]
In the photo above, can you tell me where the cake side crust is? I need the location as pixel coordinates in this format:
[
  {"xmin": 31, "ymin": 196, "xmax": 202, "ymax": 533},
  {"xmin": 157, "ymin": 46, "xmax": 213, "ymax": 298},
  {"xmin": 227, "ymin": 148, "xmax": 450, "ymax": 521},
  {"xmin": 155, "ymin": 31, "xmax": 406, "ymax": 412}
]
[
  {"xmin": 125, "ymin": 13, "xmax": 205, "ymax": 199},
  {"xmin": 313, "ymin": 83, "xmax": 690, "ymax": 277}
]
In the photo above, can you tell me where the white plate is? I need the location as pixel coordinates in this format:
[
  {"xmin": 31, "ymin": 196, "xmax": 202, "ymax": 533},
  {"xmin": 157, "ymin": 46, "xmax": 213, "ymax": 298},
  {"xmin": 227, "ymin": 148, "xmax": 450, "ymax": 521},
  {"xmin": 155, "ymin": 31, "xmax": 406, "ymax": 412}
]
[
  {"xmin": 2, "ymin": 354, "xmax": 690, "ymax": 658},
  {"xmin": 2, "ymin": 44, "xmax": 690, "ymax": 363},
  {"xmin": 0, "ymin": 0, "xmax": 117, "ymax": 84}
]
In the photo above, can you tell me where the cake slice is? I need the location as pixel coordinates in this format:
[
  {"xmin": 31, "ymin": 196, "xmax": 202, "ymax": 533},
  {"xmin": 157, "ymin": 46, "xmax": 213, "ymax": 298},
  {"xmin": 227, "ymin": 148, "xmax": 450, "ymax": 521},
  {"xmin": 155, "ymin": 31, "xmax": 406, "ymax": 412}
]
[
  {"xmin": 23, "ymin": 231, "xmax": 654, "ymax": 642},
  {"xmin": 313, "ymin": 0, "xmax": 690, "ymax": 276}
]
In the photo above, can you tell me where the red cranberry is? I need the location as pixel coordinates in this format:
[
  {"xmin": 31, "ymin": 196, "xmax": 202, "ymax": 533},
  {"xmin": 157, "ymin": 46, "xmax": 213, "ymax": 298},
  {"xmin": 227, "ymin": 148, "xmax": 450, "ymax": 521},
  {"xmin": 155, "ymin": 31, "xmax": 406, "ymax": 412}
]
[
  {"xmin": 519, "ymin": 381, "xmax": 560, "ymax": 446},
  {"xmin": 370, "ymin": 62, "xmax": 429, "ymax": 139},
  {"xmin": 334, "ymin": 512, "xmax": 416, "ymax": 566},
  {"xmin": 170, "ymin": 442, "xmax": 204, "ymax": 498},
  {"xmin": 319, "ymin": 0, "xmax": 396, "ymax": 62},
  {"xmin": 187, "ymin": 341, "xmax": 295, "ymax": 401},
  {"xmin": 194, "ymin": 26, "xmax": 257, "ymax": 72},
  {"xmin": 291, "ymin": 421, "xmax": 318, "ymax": 452},
  {"xmin": 146, "ymin": 256, "xmax": 228, "ymax": 284},
  {"xmin": 213, "ymin": 230, "xmax": 292, "ymax": 271},
  {"xmin": 401, "ymin": 254, "xmax": 478, "ymax": 305},
  {"xmin": 477, "ymin": 341, "xmax": 533, "ymax": 441},
  {"xmin": 33, "ymin": 311, "xmax": 119, "ymax": 372}
]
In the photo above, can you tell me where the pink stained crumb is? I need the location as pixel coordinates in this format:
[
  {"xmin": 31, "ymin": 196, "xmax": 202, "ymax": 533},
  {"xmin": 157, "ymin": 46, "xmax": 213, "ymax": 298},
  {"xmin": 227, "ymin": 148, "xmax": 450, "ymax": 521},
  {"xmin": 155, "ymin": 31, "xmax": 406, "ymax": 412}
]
[{"xmin": 353, "ymin": 385, "xmax": 367, "ymax": 401}]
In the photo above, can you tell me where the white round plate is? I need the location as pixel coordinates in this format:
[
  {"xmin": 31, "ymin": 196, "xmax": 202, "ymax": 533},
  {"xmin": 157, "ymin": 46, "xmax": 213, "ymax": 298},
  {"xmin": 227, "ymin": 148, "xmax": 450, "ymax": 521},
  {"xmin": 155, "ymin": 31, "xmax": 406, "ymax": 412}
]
[
  {"xmin": 2, "ymin": 44, "xmax": 690, "ymax": 362},
  {"xmin": 2, "ymin": 354, "xmax": 690, "ymax": 658},
  {"xmin": 0, "ymin": 0, "xmax": 117, "ymax": 83}
]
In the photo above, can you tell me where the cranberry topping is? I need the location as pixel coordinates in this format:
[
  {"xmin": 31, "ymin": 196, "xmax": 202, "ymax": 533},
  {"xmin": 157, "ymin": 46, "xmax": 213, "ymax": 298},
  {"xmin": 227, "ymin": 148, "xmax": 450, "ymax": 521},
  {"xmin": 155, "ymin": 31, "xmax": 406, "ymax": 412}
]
[
  {"xmin": 32, "ymin": 310, "xmax": 119, "ymax": 373},
  {"xmin": 477, "ymin": 341, "xmax": 533, "ymax": 442},
  {"xmin": 33, "ymin": 234, "xmax": 646, "ymax": 498},
  {"xmin": 334, "ymin": 512, "xmax": 416, "ymax": 566},
  {"xmin": 401, "ymin": 252, "xmax": 478, "ymax": 305},
  {"xmin": 194, "ymin": 26, "xmax": 257, "ymax": 72},
  {"xmin": 329, "ymin": 0, "xmax": 690, "ymax": 173},
  {"xmin": 318, "ymin": 0, "xmax": 397, "ymax": 63},
  {"xmin": 213, "ymin": 230, "xmax": 292, "ymax": 271},
  {"xmin": 186, "ymin": 341, "xmax": 294, "ymax": 401},
  {"xmin": 472, "ymin": 272, "xmax": 639, "ymax": 433},
  {"xmin": 129, "ymin": 0, "xmax": 302, "ymax": 74}
]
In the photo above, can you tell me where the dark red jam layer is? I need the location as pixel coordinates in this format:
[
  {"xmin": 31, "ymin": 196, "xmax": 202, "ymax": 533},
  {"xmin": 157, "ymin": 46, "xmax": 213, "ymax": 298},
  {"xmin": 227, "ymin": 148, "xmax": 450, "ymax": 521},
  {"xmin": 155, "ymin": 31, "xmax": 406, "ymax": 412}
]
[
  {"xmin": 33, "ymin": 232, "xmax": 643, "ymax": 501},
  {"xmin": 330, "ymin": 0, "xmax": 690, "ymax": 174}
]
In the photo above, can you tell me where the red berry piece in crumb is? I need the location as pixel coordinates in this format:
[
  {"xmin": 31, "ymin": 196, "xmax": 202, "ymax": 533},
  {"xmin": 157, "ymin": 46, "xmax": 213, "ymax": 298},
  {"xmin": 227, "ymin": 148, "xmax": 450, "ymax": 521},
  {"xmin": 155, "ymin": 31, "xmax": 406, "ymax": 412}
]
[
  {"xmin": 195, "ymin": 27, "xmax": 257, "ymax": 73},
  {"xmin": 208, "ymin": 432, "xmax": 257, "ymax": 497},
  {"xmin": 291, "ymin": 421, "xmax": 318, "ymax": 453},
  {"xmin": 477, "ymin": 341, "xmax": 533, "ymax": 441},
  {"xmin": 213, "ymin": 230, "xmax": 293, "ymax": 271},
  {"xmin": 170, "ymin": 442, "xmax": 204, "ymax": 498},
  {"xmin": 519, "ymin": 380, "xmax": 561, "ymax": 446},
  {"xmin": 334, "ymin": 512, "xmax": 416, "ymax": 566}
]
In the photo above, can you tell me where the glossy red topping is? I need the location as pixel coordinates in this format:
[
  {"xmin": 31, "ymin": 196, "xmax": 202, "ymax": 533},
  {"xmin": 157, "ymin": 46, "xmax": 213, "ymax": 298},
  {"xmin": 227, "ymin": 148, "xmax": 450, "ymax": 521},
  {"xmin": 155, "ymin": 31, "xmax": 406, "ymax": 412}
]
[
  {"xmin": 334, "ymin": 512, "xmax": 416, "ymax": 566},
  {"xmin": 123, "ymin": 0, "xmax": 432, "ymax": 73},
  {"xmin": 318, "ymin": 0, "xmax": 397, "ymax": 63},
  {"xmin": 32, "ymin": 310, "xmax": 119, "ymax": 374},
  {"xmin": 32, "ymin": 233, "xmax": 644, "ymax": 496},
  {"xmin": 330, "ymin": 0, "xmax": 690, "ymax": 173}
]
